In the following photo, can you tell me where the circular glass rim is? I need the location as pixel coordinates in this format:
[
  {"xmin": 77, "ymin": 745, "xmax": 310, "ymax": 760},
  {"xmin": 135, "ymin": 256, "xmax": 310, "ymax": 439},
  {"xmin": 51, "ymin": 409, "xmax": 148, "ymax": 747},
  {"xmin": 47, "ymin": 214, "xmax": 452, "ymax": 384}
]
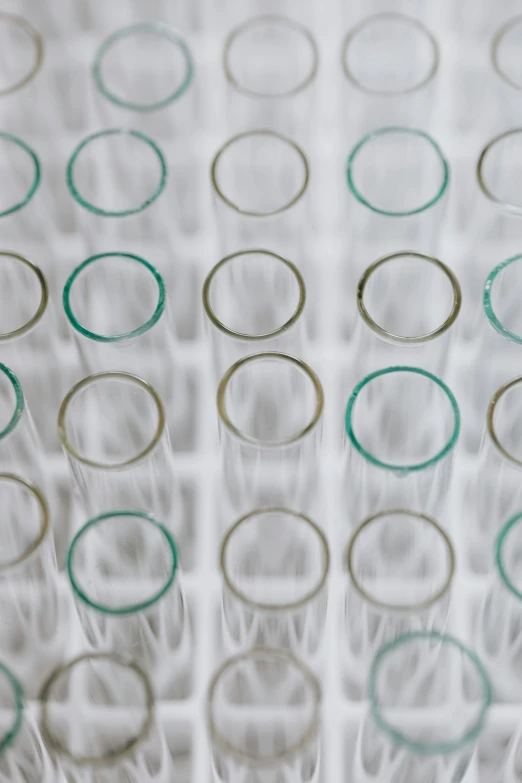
[
  {"xmin": 223, "ymin": 14, "xmax": 319, "ymax": 99},
  {"xmin": 202, "ymin": 249, "xmax": 306, "ymax": 341},
  {"xmin": 0, "ymin": 132, "xmax": 40, "ymax": 218},
  {"xmin": 484, "ymin": 254, "xmax": 522, "ymax": 344},
  {"xmin": 0, "ymin": 251, "xmax": 48, "ymax": 341},
  {"xmin": 346, "ymin": 509, "xmax": 455, "ymax": 612},
  {"xmin": 63, "ymin": 251, "xmax": 166, "ymax": 343},
  {"xmin": 477, "ymin": 128, "xmax": 522, "ymax": 215},
  {"xmin": 487, "ymin": 376, "xmax": 522, "ymax": 468},
  {"xmin": 345, "ymin": 366, "xmax": 460, "ymax": 473},
  {"xmin": 217, "ymin": 352, "xmax": 324, "ymax": 448},
  {"xmin": 0, "ymin": 363, "xmax": 24, "ymax": 441},
  {"xmin": 211, "ymin": 129, "xmax": 309, "ymax": 217},
  {"xmin": 0, "ymin": 473, "xmax": 49, "ymax": 571},
  {"xmin": 207, "ymin": 647, "xmax": 321, "ymax": 766},
  {"xmin": 491, "ymin": 15, "xmax": 522, "ymax": 91},
  {"xmin": 346, "ymin": 126, "xmax": 449, "ymax": 217},
  {"xmin": 369, "ymin": 630, "xmax": 492, "ymax": 756},
  {"xmin": 221, "ymin": 506, "xmax": 330, "ymax": 611},
  {"xmin": 39, "ymin": 651, "xmax": 154, "ymax": 767},
  {"xmin": 0, "ymin": 12, "xmax": 44, "ymax": 96},
  {"xmin": 93, "ymin": 22, "xmax": 193, "ymax": 112},
  {"xmin": 0, "ymin": 662, "xmax": 23, "ymax": 755},
  {"xmin": 57, "ymin": 371, "xmax": 166, "ymax": 471},
  {"xmin": 67, "ymin": 510, "xmax": 178, "ymax": 616},
  {"xmin": 496, "ymin": 510, "xmax": 522, "ymax": 602},
  {"xmin": 357, "ymin": 251, "xmax": 461, "ymax": 344},
  {"xmin": 66, "ymin": 128, "xmax": 167, "ymax": 217},
  {"xmin": 341, "ymin": 12, "xmax": 439, "ymax": 96}
]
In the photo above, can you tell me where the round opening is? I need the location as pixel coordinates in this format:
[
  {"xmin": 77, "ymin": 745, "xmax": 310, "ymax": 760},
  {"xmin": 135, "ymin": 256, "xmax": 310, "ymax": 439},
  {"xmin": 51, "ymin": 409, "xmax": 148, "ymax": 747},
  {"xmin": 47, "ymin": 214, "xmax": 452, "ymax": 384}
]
[
  {"xmin": 496, "ymin": 511, "xmax": 522, "ymax": 602},
  {"xmin": 345, "ymin": 366, "xmax": 460, "ymax": 472},
  {"xmin": 0, "ymin": 13, "xmax": 43, "ymax": 95},
  {"xmin": 487, "ymin": 376, "xmax": 522, "ymax": 467},
  {"xmin": 0, "ymin": 474, "xmax": 48, "ymax": 570},
  {"xmin": 342, "ymin": 13, "xmax": 438, "ymax": 95},
  {"xmin": 0, "ymin": 364, "xmax": 23, "ymax": 440},
  {"xmin": 93, "ymin": 23, "xmax": 193, "ymax": 112},
  {"xmin": 221, "ymin": 508, "xmax": 329, "ymax": 610},
  {"xmin": 484, "ymin": 254, "xmax": 522, "ymax": 343},
  {"xmin": 358, "ymin": 252, "xmax": 461, "ymax": 343},
  {"xmin": 477, "ymin": 129, "xmax": 522, "ymax": 214},
  {"xmin": 224, "ymin": 15, "xmax": 318, "ymax": 98},
  {"xmin": 203, "ymin": 250, "xmax": 305, "ymax": 340},
  {"xmin": 492, "ymin": 16, "xmax": 522, "ymax": 90},
  {"xmin": 63, "ymin": 252, "xmax": 165, "ymax": 342},
  {"xmin": 0, "ymin": 252, "xmax": 48, "ymax": 339},
  {"xmin": 347, "ymin": 510, "xmax": 454, "ymax": 612},
  {"xmin": 66, "ymin": 129, "xmax": 167, "ymax": 217},
  {"xmin": 347, "ymin": 127, "xmax": 449, "ymax": 216},
  {"xmin": 0, "ymin": 133, "xmax": 40, "ymax": 218},
  {"xmin": 217, "ymin": 353, "xmax": 323, "ymax": 447},
  {"xmin": 57, "ymin": 372, "xmax": 165, "ymax": 470},
  {"xmin": 211, "ymin": 130, "xmax": 309, "ymax": 217},
  {"xmin": 208, "ymin": 648, "xmax": 320, "ymax": 764},
  {"xmin": 0, "ymin": 663, "xmax": 23, "ymax": 755}
]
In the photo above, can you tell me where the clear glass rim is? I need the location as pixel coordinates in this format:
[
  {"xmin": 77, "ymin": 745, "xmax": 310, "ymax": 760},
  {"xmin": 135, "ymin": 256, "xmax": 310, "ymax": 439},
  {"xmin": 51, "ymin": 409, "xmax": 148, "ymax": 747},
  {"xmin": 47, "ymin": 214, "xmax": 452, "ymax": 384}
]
[
  {"xmin": 477, "ymin": 128, "xmax": 522, "ymax": 215},
  {"xmin": 346, "ymin": 509, "xmax": 455, "ymax": 612},
  {"xmin": 207, "ymin": 647, "xmax": 321, "ymax": 767},
  {"xmin": 0, "ymin": 12, "xmax": 44, "ymax": 95},
  {"xmin": 496, "ymin": 510, "xmax": 522, "ymax": 601},
  {"xmin": 484, "ymin": 254, "xmax": 522, "ymax": 343},
  {"xmin": 220, "ymin": 506, "xmax": 330, "ymax": 611},
  {"xmin": 0, "ymin": 363, "xmax": 24, "ymax": 441},
  {"xmin": 67, "ymin": 510, "xmax": 178, "ymax": 615},
  {"xmin": 0, "ymin": 473, "xmax": 49, "ymax": 571},
  {"xmin": 357, "ymin": 251, "xmax": 461, "ymax": 344},
  {"xmin": 0, "ymin": 251, "xmax": 48, "ymax": 340},
  {"xmin": 345, "ymin": 366, "xmax": 460, "ymax": 473},
  {"xmin": 57, "ymin": 371, "xmax": 166, "ymax": 471},
  {"xmin": 0, "ymin": 132, "xmax": 40, "ymax": 218},
  {"xmin": 211, "ymin": 129, "xmax": 309, "ymax": 217},
  {"xmin": 39, "ymin": 651, "xmax": 155, "ymax": 767},
  {"xmin": 491, "ymin": 15, "xmax": 522, "ymax": 91},
  {"xmin": 223, "ymin": 14, "xmax": 319, "ymax": 99},
  {"xmin": 66, "ymin": 128, "xmax": 167, "ymax": 217},
  {"xmin": 217, "ymin": 352, "xmax": 324, "ymax": 448},
  {"xmin": 487, "ymin": 375, "xmax": 522, "ymax": 468},
  {"xmin": 369, "ymin": 630, "xmax": 492, "ymax": 756},
  {"xmin": 0, "ymin": 662, "xmax": 23, "ymax": 754},
  {"xmin": 63, "ymin": 251, "xmax": 166, "ymax": 343},
  {"xmin": 341, "ymin": 12, "xmax": 439, "ymax": 96},
  {"xmin": 346, "ymin": 126, "xmax": 449, "ymax": 217},
  {"xmin": 202, "ymin": 249, "xmax": 306, "ymax": 341},
  {"xmin": 92, "ymin": 22, "xmax": 193, "ymax": 112}
]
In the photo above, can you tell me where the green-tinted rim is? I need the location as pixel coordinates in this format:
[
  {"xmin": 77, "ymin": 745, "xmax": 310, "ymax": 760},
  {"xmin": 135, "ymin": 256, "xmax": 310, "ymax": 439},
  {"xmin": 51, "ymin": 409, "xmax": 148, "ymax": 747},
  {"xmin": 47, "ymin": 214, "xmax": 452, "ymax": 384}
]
[
  {"xmin": 484, "ymin": 254, "xmax": 522, "ymax": 343},
  {"xmin": 496, "ymin": 511, "xmax": 522, "ymax": 601},
  {"xmin": 0, "ymin": 663, "xmax": 23, "ymax": 755},
  {"xmin": 67, "ymin": 510, "xmax": 178, "ymax": 615},
  {"xmin": 63, "ymin": 252, "xmax": 165, "ymax": 343},
  {"xmin": 345, "ymin": 366, "xmax": 460, "ymax": 472},
  {"xmin": 487, "ymin": 376, "xmax": 522, "ymax": 469},
  {"xmin": 369, "ymin": 631, "xmax": 492, "ymax": 756},
  {"xmin": 0, "ymin": 363, "xmax": 24, "ymax": 440},
  {"xmin": 93, "ymin": 22, "xmax": 193, "ymax": 112},
  {"xmin": 0, "ymin": 12, "xmax": 44, "ymax": 95},
  {"xmin": 66, "ymin": 129, "xmax": 167, "ymax": 217},
  {"xmin": 346, "ymin": 127, "xmax": 449, "ymax": 217},
  {"xmin": 491, "ymin": 15, "xmax": 522, "ymax": 91},
  {"xmin": 0, "ymin": 132, "xmax": 40, "ymax": 217}
]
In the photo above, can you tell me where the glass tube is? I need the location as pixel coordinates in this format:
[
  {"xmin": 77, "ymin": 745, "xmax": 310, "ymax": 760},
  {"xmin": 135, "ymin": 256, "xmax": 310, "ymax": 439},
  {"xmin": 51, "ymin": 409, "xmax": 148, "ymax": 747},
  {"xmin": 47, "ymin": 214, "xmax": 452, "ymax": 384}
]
[
  {"xmin": 211, "ymin": 130, "xmax": 309, "ymax": 260},
  {"xmin": 63, "ymin": 251, "xmax": 191, "ymax": 449},
  {"xmin": 57, "ymin": 372, "xmax": 184, "ymax": 543},
  {"xmin": 220, "ymin": 507, "xmax": 329, "ymax": 660},
  {"xmin": 208, "ymin": 648, "xmax": 321, "ymax": 783},
  {"xmin": 202, "ymin": 249, "xmax": 306, "ymax": 381},
  {"xmin": 353, "ymin": 631, "xmax": 491, "ymax": 783},
  {"xmin": 0, "ymin": 11, "xmax": 43, "ymax": 95},
  {"xmin": 0, "ymin": 132, "xmax": 42, "ymax": 241},
  {"xmin": 344, "ymin": 366, "xmax": 460, "ymax": 525},
  {"xmin": 490, "ymin": 16, "xmax": 522, "ymax": 128},
  {"xmin": 40, "ymin": 652, "xmax": 172, "ymax": 783},
  {"xmin": 343, "ymin": 510, "xmax": 454, "ymax": 699},
  {"xmin": 217, "ymin": 352, "xmax": 323, "ymax": 520}
]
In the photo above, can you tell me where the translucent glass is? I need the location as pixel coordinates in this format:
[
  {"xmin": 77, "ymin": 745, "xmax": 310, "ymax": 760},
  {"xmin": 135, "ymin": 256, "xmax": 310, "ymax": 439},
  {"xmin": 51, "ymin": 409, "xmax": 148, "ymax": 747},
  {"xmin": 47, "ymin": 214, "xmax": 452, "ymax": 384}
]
[
  {"xmin": 203, "ymin": 250, "xmax": 307, "ymax": 381},
  {"xmin": 211, "ymin": 130, "xmax": 309, "ymax": 260},
  {"xmin": 0, "ymin": 12, "xmax": 43, "ymax": 95},
  {"xmin": 344, "ymin": 367, "xmax": 460, "ymax": 525},
  {"xmin": 0, "ymin": 132, "xmax": 41, "ymax": 240},
  {"xmin": 490, "ymin": 16, "xmax": 522, "ymax": 127},
  {"xmin": 353, "ymin": 632, "xmax": 491, "ymax": 783},
  {"xmin": 63, "ymin": 251, "xmax": 191, "ymax": 449},
  {"xmin": 40, "ymin": 652, "xmax": 172, "ymax": 783},
  {"xmin": 217, "ymin": 353, "xmax": 323, "ymax": 520},
  {"xmin": 343, "ymin": 510, "xmax": 454, "ymax": 699},
  {"xmin": 220, "ymin": 508, "xmax": 329, "ymax": 659},
  {"xmin": 208, "ymin": 648, "xmax": 321, "ymax": 783},
  {"xmin": 67, "ymin": 510, "xmax": 191, "ymax": 698}
]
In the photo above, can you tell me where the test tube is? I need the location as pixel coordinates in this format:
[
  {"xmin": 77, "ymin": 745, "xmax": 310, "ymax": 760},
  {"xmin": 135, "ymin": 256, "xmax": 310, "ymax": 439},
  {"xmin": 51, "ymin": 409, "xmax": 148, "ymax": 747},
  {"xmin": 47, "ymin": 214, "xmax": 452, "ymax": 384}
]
[
  {"xmin": 490, "ymin": 16, "xmax": 522, "ymax": 128},
  {"xmin": 0, "ymin": 131, "xmax": 42, "ymax": 241}
]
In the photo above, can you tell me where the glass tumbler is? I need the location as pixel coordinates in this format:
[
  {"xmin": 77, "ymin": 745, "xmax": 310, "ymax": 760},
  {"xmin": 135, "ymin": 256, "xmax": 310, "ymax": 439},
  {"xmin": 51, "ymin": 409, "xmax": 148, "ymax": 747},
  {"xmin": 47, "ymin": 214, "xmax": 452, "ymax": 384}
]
[
  {"xmin": 220, "ymin": 507, "xmax": 329, "ymax": 660},
  {"xmin": 208, "ymin": 648, "xmax": 321, "ymax": 783}
]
